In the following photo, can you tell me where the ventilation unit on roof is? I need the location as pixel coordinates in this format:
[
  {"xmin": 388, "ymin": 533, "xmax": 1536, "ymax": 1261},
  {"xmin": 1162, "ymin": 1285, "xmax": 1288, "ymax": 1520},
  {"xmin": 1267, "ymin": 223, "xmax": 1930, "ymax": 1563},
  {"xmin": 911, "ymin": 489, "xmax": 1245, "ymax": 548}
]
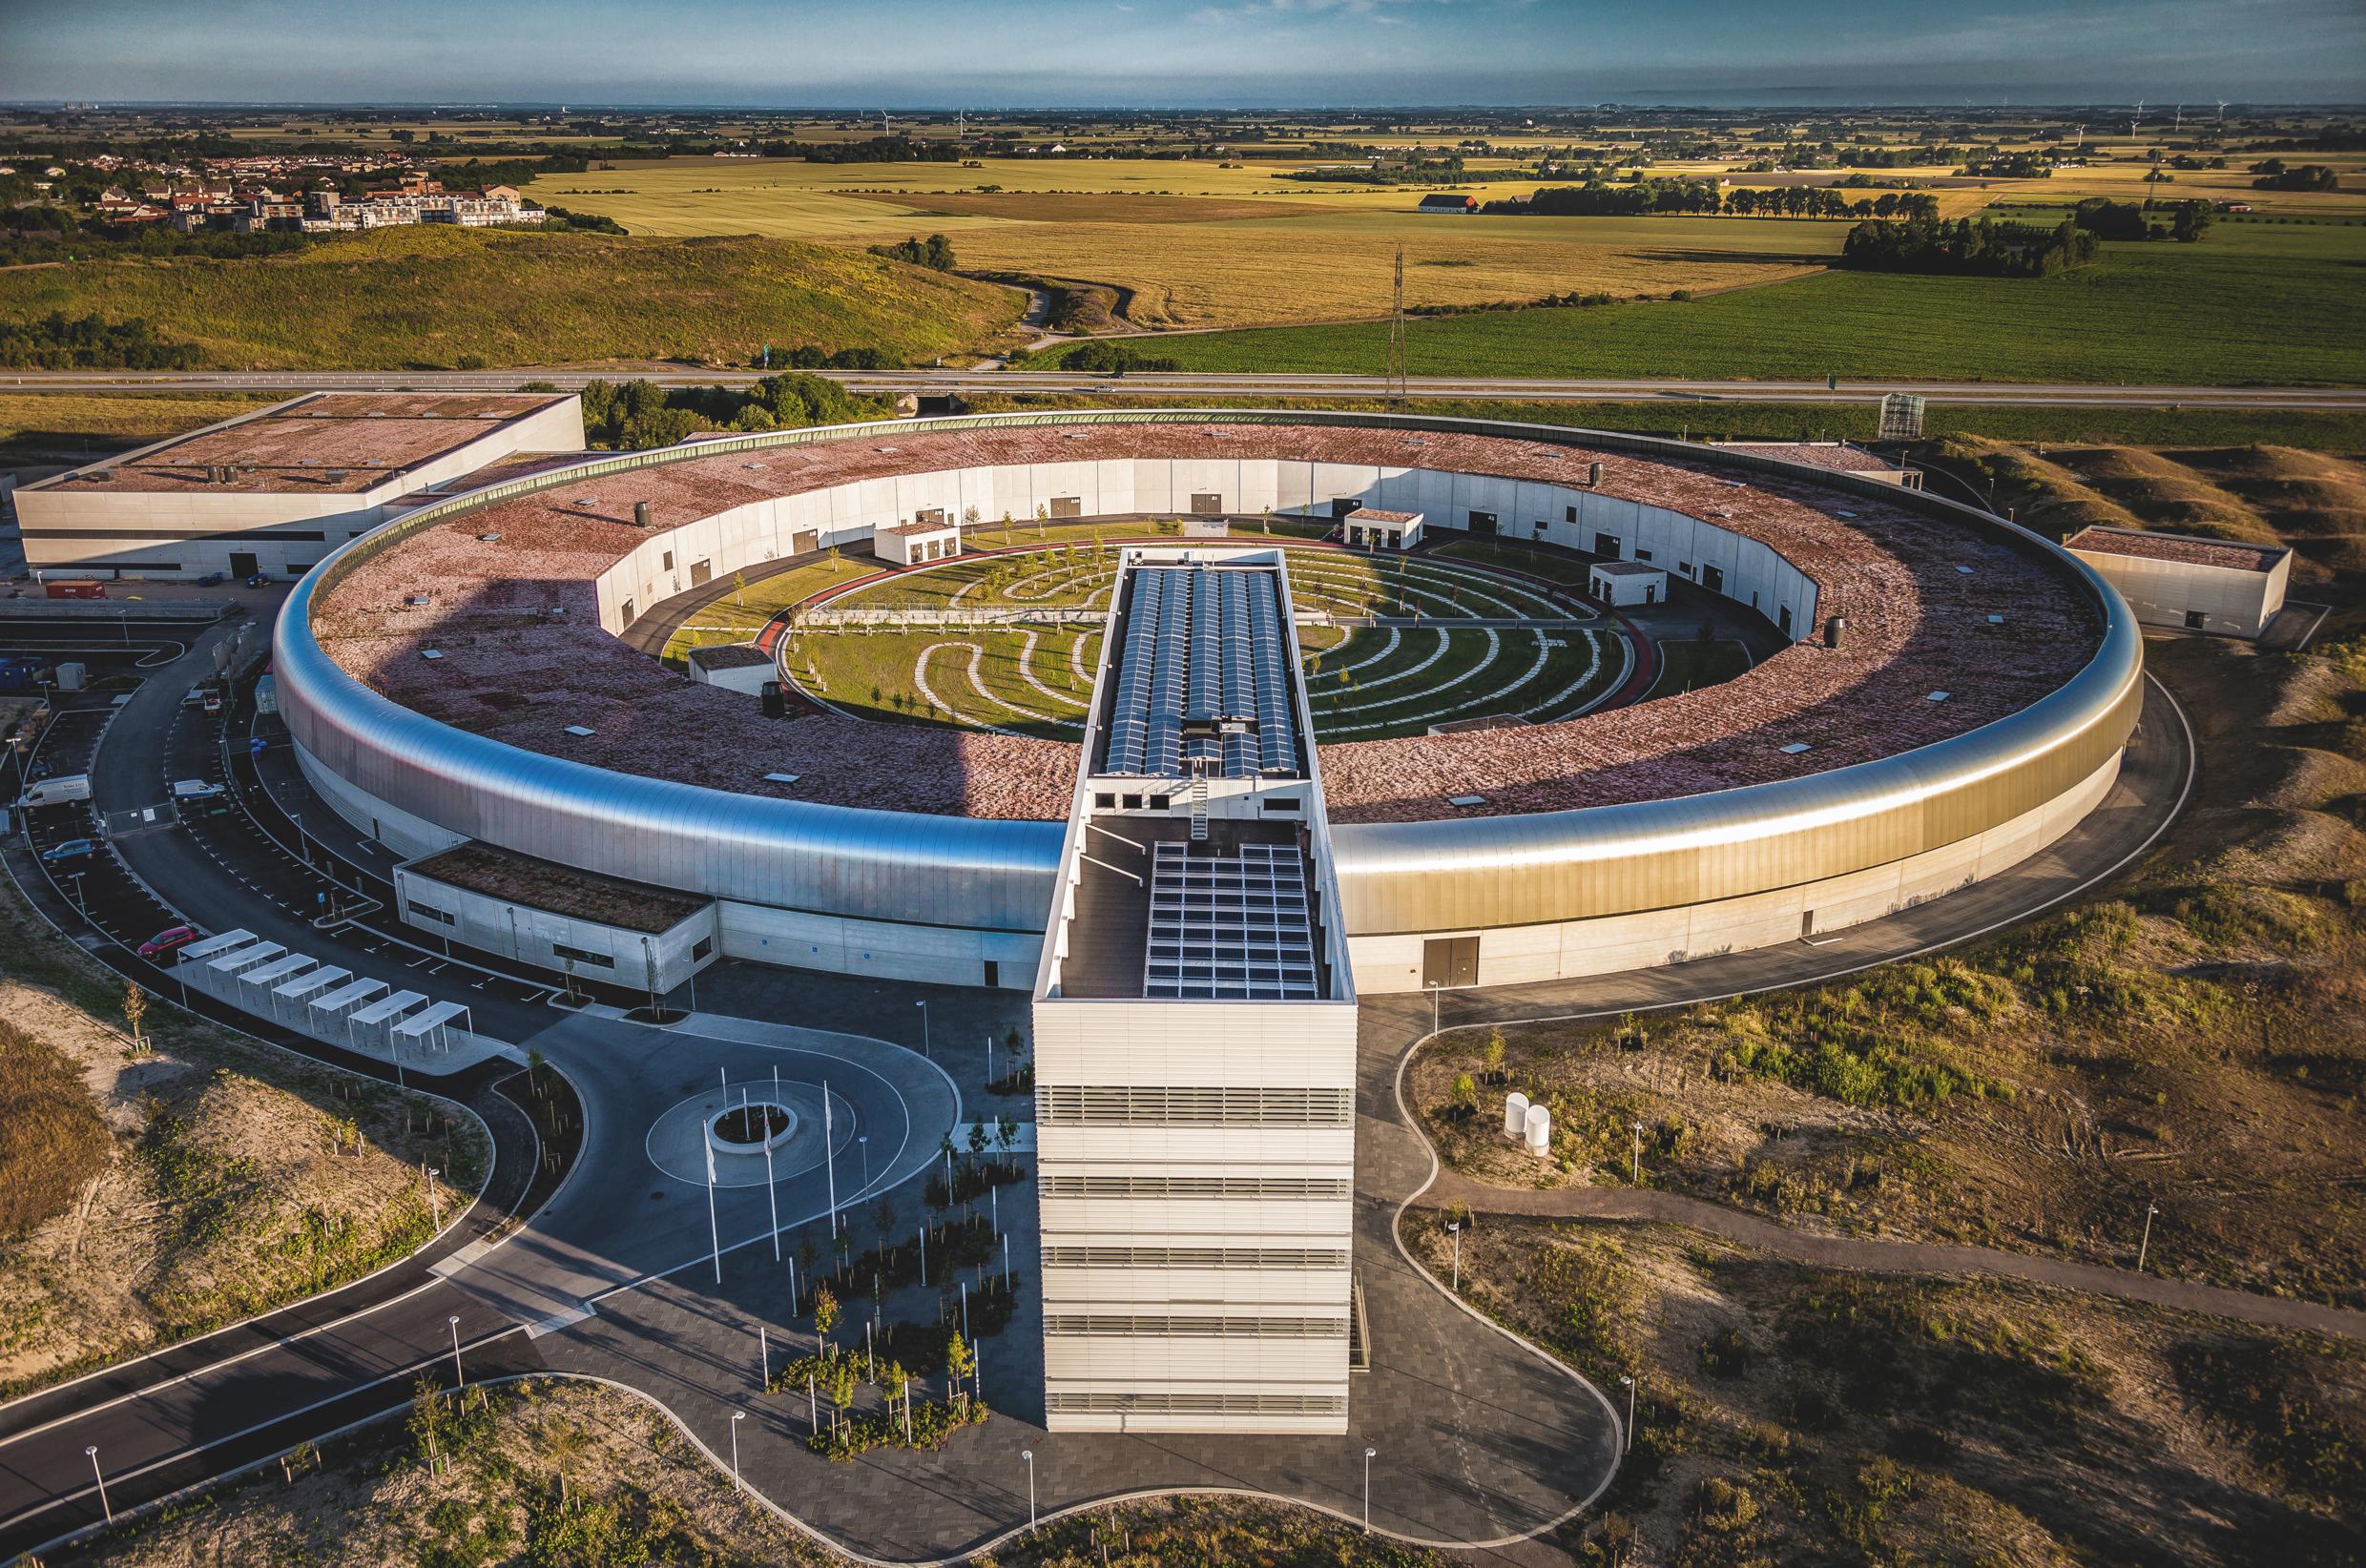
[
  {"xmin": 1587, "ymin": 461, "xmax": 1603, "ymax": 486},
  {"xmin": 478, "ymin": 532, "xmax": 502, "ymax": 544},
  {"xmin": 1823, "ymin": 615, "xmax": 1847, "ymax": 650},
  {"xmin": 365, "ymin": 410, "xmax": 387, "ymax": 418},
  {"xmin": 325, "ymin": 468, "xmax": 348, "ymax": 484},
  {"xmin": 1987, "ymin": 613, "xmax": 2005, "ymax": 625},
  {"xmin": 1835, "ymin": 509, "xmax": 1858, "ymax": 519},
  {"xmin": 89, "ymin": 466, "xmax": 115, "ymax": 482},
  {"xmin": 1448, "ymin": 794, "xmax": 1487, "ymax": 807},
  {"xmin": 563, "ymin": 724, "xmax": 594, "ymax": 737},
  {"xmin": 763, "ymin": 772, "xmax": 800, "ymax": 785},
  {"xmin": 1781, "ymin": 742, "xmax": 1812, "ymax": 754},
  {"xmin": 404, "ymin": 594, "xmax": 430, "ymax": 607},
  {"xmin": 1956, "ymin": 565, "xmax": 1975, "ymax": 575},
  {"xmin": 633, "ymin": 501, "xmax": 652, "ymax": 528},
  {"xmin": 420, "ymin": 411, "xmax": 440, "ymax": 419},
  {"xmin": 420, "ymin": 648, "xmax": 443, "ymax": 660},
  {"xmin": 1928, "ymin": 691, "xmax": 1951, "ymax": 702}
]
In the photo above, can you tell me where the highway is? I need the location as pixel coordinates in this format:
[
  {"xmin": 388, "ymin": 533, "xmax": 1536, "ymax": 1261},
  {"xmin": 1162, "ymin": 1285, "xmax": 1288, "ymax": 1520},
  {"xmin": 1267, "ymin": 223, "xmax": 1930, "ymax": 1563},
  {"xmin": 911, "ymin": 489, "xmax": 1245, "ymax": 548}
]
[{"xmin": 5, "ymin": 367, "xmax": 2364, "ymax": 409}]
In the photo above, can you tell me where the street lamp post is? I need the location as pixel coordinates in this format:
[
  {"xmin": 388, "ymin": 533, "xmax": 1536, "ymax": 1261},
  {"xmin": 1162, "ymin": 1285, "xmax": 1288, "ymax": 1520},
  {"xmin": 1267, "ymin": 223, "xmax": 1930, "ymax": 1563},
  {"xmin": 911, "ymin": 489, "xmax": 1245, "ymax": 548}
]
[
  {"xmin": 86, "ymin": 1445, "xmax": 111, "ymax": 1524},
  {"xmin": 858, "ymin": 1134, "xmax": 870, "ymax": 1197},
  {"xmin": 1022, "ymin": 1449, "xmax": 1037, "ymax": 1535},
  {"xmin": 1426, "ymin": 980, "xmax": 1441, "ymax": 1036},
  {"xmin": 730, "ymin": 1411, "xmax": 745, "ymax": 1492},
  {"xmin": 915, "ymin": 999, "xmax": 930, "ymax": 1058},
  {"xmin": 1620, "ymin": 1374, "xmax": 1636, "ymax": 1453},
  {"xmin": 447, "ymin": 1314, "xmax": 465, "ymax": 1388},
  {"xmin": 426, "ymin": 1166, "xmax": 442, "ymax": 1229},
  {"xmin": 1445, "ymin": 1218, "xmax": 1463, "ymax": 1293},
  {"xmin": 2138, "ymin": 1202, "xmax": 2161, "ymax": 1271},
  {"xmin": 1629, "ymin": 1122, "xmax": 1644, "ymax": 1186},
  {"xmin": 1363, "ymin": 1447, "xmax": 1377, "ymax": 1534}
]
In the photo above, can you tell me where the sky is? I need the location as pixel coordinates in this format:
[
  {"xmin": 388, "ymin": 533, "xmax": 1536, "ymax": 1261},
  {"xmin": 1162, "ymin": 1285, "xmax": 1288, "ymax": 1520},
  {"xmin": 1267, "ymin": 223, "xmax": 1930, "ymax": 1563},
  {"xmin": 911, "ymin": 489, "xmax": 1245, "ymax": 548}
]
[{"xmin": 3, "ymin": 0, "xmax": 2361, "ymax": 109}]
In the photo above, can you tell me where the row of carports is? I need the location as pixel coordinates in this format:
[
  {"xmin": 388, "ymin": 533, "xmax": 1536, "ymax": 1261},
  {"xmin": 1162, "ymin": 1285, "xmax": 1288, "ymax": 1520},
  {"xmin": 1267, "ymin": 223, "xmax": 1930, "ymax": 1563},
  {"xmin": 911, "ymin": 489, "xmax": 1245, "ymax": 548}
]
[{"xmin": 174, "ymin": 927, "xmax": 485, "ymax": 1070}]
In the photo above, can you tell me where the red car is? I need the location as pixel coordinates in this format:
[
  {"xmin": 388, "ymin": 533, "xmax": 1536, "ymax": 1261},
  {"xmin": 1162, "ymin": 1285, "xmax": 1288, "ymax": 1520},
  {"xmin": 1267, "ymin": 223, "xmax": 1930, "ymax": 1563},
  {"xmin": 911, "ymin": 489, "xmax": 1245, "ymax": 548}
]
[{"xmin": 137, "ymin": 924, "xmax": 198, "ymax": 959}]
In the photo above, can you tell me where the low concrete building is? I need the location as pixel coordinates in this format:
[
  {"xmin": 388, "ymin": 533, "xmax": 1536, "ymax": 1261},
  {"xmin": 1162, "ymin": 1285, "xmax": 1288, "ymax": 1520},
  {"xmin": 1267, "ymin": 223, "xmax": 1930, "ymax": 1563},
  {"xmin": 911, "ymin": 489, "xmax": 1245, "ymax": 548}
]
[
  {"xmin": 14, "ymin": 391, "xmax": 585, "ymax": 581},
  {"xmin": 876, "ymin": 517, "xmax": 962, "ymax": 566},
  {"xmin": 395, "ymin": 841, "xmax": 718, "ymax": 996},
  {"xmin": 1589, "ymin": 559, "xmax": 1668, "ymax": 607},
  {"xmin": 1343, "ymin": 506, "xmax": 1423, "ymax": 550},
  {"xmin": 2065, "ymin": 526, "xmax": 2292, "ymax": 638}
]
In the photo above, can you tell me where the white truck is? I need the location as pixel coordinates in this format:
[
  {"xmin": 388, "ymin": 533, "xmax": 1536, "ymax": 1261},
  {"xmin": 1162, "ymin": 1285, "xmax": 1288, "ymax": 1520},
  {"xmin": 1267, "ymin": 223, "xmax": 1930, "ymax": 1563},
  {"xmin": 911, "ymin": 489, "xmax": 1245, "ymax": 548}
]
[
  {"xmin": 171, "ymin": 779, "xmax": 225, "ymax": 800},
  {"xmin": 16, "ymin": 774, "xmax": 92, "ymax": 808}
]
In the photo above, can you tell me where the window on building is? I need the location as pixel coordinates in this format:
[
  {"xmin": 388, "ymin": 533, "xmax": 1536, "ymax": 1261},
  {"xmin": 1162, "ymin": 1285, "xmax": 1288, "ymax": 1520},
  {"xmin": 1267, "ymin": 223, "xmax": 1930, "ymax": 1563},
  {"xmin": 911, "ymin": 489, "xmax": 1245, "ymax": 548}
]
[
  {"xmin": 408, "ymin": 901, "xmax": 454, "ymax": 926},
  {"xmin": 1634, "ymin": 548, "xmax": 1653, "ymax": 562},
  {"xmin": 551, "ymin": 942, "xmax": 613, "ymax": 968},
  {"xmin": 692, "ymin": 937, "xmax": 714, "ymax": 959},
  {"xmin": 661, "ymin": 550, "xmax": 675, "ymax": 571},
  {"xmin": 1036, "ymin": 1084, "xmax": 1353, "ymax": 1127},
  {"xmin": 2184, "ymin": 609, "xmax": 2207, "ymax": 629}
]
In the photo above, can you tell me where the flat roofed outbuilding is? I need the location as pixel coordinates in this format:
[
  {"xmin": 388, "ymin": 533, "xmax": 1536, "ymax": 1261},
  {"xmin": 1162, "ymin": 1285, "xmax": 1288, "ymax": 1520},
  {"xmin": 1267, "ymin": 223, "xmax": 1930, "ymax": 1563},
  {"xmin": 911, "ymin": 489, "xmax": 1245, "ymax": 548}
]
[
  {"xmin": 2065, "ymin": 525, "xmax": 2292, "ymax": 639},
  {"xmin": 1343, "ymin": 506, "xmax": 1423, "ymax": 550},
  {"xmin": 14, "ymin": 390, "xmax": 585, "ymax": 581},
  {"xmin": 1588, "ymin": 559, "xmax": 1668, "ymax": 607}
]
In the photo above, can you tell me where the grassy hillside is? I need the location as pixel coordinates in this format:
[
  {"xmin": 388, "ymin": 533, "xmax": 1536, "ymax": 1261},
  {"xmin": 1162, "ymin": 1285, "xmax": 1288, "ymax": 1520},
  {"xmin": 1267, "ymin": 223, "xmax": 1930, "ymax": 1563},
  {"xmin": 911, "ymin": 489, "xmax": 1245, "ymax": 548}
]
[
  {"xmin": 1135, "ymin": 245, "xmax": 2366, "ymax": 385},
  {"xmin": 0, "ymin": 392, "xmax": 275, "ymax": 463},
  {"xmin": 0, "ymin": 227, "xmax": 1022, "ymax": 370}
]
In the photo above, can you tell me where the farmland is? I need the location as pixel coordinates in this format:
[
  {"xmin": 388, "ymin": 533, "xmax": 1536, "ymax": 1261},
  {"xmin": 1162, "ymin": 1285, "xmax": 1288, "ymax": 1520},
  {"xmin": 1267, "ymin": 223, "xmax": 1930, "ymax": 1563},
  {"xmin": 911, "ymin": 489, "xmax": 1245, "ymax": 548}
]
[
  {"xmin": 1132, "ymin": 239, "xmax": 2366, "ymax": 384},
  {"xmin": 0, "ymin": 226, "xmax": 1024, "ymax": 370}
]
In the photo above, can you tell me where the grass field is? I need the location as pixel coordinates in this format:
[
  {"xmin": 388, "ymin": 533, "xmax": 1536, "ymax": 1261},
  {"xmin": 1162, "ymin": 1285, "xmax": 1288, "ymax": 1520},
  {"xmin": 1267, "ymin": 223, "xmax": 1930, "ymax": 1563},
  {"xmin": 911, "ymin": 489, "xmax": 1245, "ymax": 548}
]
[
  {"xmin": 0, "ymin": 226, "xmax": 1023, "ymax": 370},
  {"xmin": 1137, "ymin": 243, "xmax": 2366, "ymax": 384},
  {"xmin": 0, "ymin": 392, "xmax": 275, "ymax": 463},
  {"xmin": 1646, "ymin": 636, "xmax": 1755, "ymax": 701},
  {"xmin": 772, "ymin": 540, "xmax": 1629, "ymax": 741}
]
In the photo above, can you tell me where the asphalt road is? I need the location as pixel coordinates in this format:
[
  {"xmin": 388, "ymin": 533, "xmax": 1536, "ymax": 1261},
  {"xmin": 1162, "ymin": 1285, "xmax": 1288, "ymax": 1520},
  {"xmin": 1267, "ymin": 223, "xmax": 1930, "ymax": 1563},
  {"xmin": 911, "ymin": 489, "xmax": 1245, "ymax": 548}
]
[{"xmin": 5, "ymin": 368, "xmax": 2363, "ymax": 409}]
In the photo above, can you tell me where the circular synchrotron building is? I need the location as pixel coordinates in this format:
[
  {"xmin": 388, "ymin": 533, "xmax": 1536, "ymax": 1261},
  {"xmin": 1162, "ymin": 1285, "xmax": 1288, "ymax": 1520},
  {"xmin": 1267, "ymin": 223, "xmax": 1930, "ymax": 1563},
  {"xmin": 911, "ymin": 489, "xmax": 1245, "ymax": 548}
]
[{"xmin": 276, "ymin": 409, "xmax": 2142, "ymax": 996}]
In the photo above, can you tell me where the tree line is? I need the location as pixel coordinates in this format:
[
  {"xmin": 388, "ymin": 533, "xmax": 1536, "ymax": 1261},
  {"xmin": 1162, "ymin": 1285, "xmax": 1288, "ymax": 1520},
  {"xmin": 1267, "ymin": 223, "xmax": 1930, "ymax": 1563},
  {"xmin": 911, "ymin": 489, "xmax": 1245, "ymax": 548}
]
[
  {"xmin": 575, "ymin": 375, "xmax": 891, "ymax": 450},
  {"xmin": 1838, "ymin": 216, "xmax": 2098, "ymax": 278},
  {"xmin": 866, "ymin": 233, "xmax": 958, "ymax": 272},
  {"xmin": 1494, "ymin": 178, "xmax": 1943, "ymax": 221},
  {"xmin": 0, "ymin": 312, "xmax": 200, "ymax": 369}
]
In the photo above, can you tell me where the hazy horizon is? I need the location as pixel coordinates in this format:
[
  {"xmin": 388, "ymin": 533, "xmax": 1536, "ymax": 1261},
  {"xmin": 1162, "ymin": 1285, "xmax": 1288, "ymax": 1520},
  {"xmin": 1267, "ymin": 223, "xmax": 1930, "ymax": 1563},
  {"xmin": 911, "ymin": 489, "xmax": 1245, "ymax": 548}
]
[{"xmin": 5, "ymin": 0, "xmax": 2361, "ymax": 113}]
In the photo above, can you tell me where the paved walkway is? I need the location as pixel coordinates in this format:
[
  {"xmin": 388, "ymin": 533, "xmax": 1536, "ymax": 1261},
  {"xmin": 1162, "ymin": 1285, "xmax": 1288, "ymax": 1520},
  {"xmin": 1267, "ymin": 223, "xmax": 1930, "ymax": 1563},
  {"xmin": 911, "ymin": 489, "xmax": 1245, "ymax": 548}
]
[{"xmin": 1422, "ymin": 1173, "xmax": 2366, "ymax": 1341}]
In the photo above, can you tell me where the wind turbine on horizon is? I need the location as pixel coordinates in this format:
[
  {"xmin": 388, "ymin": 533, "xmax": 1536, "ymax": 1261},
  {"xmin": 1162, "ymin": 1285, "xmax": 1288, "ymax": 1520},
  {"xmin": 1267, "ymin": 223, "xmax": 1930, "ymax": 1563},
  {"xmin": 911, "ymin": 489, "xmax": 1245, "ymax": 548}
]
[{"xmin": 2130, "ymin": 99, "xmax": 2145, "ymax": 137}]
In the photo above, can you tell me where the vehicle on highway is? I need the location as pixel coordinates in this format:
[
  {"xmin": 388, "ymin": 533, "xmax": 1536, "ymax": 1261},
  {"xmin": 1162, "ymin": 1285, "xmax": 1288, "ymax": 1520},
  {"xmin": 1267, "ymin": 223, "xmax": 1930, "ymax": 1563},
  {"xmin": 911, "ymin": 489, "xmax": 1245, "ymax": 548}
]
[
  {"xmin": 171, "ymin": 779, "xmax": 225, "ymax": 800},
  {"xmin": 14, "ymin": 774, "xmax": 91, "ymax": 808},
  {"xmin": 136, "ymin": 924, "xmax": 198, "ymax": 959},
  {"xmin": 39, "ymin": 838, "xmax": 93, "ymax": 863},
  {"xmin": 44, "ymin": 579, "xmax": 107, "ymax": 600}
]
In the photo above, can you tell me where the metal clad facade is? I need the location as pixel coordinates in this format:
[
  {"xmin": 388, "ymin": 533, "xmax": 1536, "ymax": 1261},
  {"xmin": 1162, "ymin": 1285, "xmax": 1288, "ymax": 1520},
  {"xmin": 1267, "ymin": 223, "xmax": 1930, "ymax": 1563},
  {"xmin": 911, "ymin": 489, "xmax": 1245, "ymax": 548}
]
[{"xmin": 276, "ymin": 409, "xmax": 2140, "ymax": 981}]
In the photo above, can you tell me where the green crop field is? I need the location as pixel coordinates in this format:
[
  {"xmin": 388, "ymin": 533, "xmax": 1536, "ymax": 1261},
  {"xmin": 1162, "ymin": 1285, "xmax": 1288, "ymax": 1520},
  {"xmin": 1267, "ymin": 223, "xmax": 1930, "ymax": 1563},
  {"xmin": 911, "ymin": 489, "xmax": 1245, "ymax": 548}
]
[
  {"xmin": 0, "ymin": 226, "xmax": 1023, "ymax": 370},
  {"xmin": 1135, "ymin": 244, "xmax": 2366, "ymax": 385}
]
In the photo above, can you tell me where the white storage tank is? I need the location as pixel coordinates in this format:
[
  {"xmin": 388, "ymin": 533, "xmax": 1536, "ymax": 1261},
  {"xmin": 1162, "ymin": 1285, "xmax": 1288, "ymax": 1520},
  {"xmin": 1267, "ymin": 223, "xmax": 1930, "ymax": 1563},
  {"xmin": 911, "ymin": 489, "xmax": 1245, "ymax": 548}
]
[
  {"xmin": 1504, "ymin": 1091, "xmax": 1529, "ymax": 1139},
  {"xmin": 1523, "ymin": 1103, "xmax": 1551, "ymax": 1157}
]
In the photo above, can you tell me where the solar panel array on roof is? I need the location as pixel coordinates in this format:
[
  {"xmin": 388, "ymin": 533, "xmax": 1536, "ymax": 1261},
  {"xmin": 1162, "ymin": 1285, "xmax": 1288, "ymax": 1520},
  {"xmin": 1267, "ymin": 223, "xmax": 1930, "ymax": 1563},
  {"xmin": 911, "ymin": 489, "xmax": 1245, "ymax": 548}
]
[
  {"xmin": 1101, "ymin": 565, "xmax": 1301, "ymax": 780},
  {"xmin": 1144, "ymin": 841, "xmax": 1318, "ymax": 1001}
]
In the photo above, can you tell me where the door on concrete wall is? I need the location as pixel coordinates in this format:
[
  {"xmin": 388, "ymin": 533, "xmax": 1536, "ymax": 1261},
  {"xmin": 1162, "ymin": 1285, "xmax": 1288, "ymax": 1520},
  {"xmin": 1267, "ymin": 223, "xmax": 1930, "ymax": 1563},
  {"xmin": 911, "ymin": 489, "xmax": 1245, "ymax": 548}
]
[
  {"xmin": 1594, "ymin": 532, "xmax": 1621, "ymax": 558},
  {"xmin": 1331, "ymin": 497, "xmax": 1363, "ymax": 519},
  {"xmin": 791, "ymin": 530, "xmax": 819, "ymax": 556},
  {"xmin": 1422, "ymin": 935, "xmax": 1481, "ymax": 990},
  {"xmin": 915, "ymin": 508, "xmax": 946, "ymax": 527},
  {"xmin": 1050, "ymin": 497, "xmax": 1083, "ymax": 518},
  {"xmin": 690, "ymin": 560, "xmax": 713, "ymax": 588},
  {"xmin": 1702, "ymin": 564, "xmax": 1724, "ymax": 594},
  {"xmin": 1467, "ymin": 510, "xmax": 1498, "ymax": 537},
  {"xmin": 229, "ymin": 551, "xmax": 259, "ymax": 578},
  {"xmin": 1191, "ymin": 493, "xmax": 1223, "ymax": 515}
]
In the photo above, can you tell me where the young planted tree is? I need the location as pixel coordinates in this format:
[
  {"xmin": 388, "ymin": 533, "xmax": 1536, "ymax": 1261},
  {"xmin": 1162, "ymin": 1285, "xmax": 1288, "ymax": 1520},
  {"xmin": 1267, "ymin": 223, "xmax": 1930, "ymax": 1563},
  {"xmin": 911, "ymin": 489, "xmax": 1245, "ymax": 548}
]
[
  {"xmin": 1452, "ymin": 1072, "xmax": 1478, "ymax": 1114},
  {"xmin": 945, "ymin": 1329, "xmax": 977, "ymax": 1411},
  {"xmin": 121, "ymin": 981, "xmax": 149, "ymax": 1052},
  {"xmin": 813, "ymin": 1284, "xmax": 841, "ymax": 1343},
  {"xmin": 1484, "ymin": 1027, "xmax": 1507, "ymax": 1082}
]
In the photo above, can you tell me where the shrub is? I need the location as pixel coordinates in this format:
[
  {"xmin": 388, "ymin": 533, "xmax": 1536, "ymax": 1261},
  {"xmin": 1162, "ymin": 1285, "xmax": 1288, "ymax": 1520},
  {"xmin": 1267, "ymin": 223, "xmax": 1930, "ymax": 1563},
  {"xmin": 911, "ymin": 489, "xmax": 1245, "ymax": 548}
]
[{"xmin": 0, "ymin": 1019, "xmax": 110, "ymax": 1235}]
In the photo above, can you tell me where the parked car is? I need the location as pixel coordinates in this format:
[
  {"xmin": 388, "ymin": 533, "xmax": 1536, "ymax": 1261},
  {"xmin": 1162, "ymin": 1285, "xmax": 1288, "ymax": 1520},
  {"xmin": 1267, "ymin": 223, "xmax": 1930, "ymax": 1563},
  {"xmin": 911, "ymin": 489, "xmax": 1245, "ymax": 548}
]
[
  {"xmin": 137, "ymin": 924, "xmax": 198, "ymax": 959},
  {"xmin": 243, "ymin": 572, "xmax": 273, "ymax": 588},
  {"xmin": 195, "ymin": 572, "xmax": 227, "ymax": 588},
  {"xmin": 39, "ymin": 838, "xmax": 93, "ymax": 863},
  {"xmin": 201, "ymin": 690, "xmax": 224, "ymax": 715}
]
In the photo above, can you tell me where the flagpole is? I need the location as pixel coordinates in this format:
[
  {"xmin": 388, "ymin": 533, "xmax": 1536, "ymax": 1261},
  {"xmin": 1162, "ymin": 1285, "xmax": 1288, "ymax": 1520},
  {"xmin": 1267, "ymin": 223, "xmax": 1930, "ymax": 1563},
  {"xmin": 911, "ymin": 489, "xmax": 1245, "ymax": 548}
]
[
  {"xmin": 705, "ymin": 1138, "xmax": 722, "ymax": 1286},
  {"xmin": 823, "ymin": 1079, "xmax": 839, "ymax": 1238}
]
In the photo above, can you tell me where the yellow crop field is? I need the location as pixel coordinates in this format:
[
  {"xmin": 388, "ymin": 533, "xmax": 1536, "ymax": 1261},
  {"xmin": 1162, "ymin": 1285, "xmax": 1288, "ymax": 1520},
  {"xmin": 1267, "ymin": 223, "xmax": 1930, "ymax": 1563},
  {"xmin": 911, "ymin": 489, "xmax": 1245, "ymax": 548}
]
[{"xmin": 533, "ymin": 157, "xmax": 1853, "ymax": 327}]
